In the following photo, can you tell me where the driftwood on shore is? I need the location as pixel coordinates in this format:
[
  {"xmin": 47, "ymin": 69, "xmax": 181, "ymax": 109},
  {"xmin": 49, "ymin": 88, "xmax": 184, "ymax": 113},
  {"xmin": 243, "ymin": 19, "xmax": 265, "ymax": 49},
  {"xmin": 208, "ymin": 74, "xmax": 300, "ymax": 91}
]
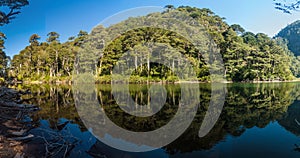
[{"xmin": 0, "ymin": 86, "xmax": 39, "ymax": 157}]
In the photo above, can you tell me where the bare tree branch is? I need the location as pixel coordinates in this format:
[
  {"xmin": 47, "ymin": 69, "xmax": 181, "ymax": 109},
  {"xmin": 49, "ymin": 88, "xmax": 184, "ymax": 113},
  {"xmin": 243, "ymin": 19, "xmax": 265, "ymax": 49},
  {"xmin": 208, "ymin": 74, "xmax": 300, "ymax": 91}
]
[
  {"xmin": 274, "ymin": 0, "xmax": 300, "ymax": 14},
  {"xmin": 0, "ymin": 0, "xmax": 29, "ymax": 26}
]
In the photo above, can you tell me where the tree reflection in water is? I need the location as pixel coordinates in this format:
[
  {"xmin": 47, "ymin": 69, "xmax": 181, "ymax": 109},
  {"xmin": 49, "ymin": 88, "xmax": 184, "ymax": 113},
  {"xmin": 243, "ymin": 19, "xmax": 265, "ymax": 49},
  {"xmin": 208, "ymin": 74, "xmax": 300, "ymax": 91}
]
[{"xmin": 11, "ymin": 82, "xmax": 300, "ymax": 157}]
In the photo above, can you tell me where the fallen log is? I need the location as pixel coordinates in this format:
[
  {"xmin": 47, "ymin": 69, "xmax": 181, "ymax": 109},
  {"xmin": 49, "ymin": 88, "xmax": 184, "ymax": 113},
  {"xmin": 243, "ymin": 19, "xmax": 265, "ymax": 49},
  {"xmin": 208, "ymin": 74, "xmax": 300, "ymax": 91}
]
[{"xmin": 8, "ymin": 134, "xmax": 34, "ymax": 141}]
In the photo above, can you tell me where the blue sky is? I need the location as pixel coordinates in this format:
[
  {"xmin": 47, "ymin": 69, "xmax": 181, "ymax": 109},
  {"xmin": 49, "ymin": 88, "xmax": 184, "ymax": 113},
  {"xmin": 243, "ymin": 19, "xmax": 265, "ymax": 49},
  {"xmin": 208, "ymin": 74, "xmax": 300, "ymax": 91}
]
[{"xmin": 1, "ymin": 0, "xmax": 300, "ymax": 57}]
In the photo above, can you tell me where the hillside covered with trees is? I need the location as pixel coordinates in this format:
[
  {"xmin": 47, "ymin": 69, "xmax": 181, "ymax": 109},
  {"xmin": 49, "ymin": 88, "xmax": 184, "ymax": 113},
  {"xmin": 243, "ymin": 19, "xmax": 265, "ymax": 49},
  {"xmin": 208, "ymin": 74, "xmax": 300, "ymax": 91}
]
[
  {"xmin": 276, "ymin": 20, "xmax": 300, "ymax": 56},
  {"xmin": 1, "ymin": 6, "xmax": 300, "ymax": 83}
]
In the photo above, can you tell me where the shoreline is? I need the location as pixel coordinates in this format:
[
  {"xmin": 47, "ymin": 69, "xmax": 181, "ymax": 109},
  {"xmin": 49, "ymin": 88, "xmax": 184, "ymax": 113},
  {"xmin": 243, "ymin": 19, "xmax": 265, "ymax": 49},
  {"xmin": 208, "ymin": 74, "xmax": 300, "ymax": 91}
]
[
  {"xmin": 9, "ymin": 79, "xmax": 300, "ymax": 85},
  {"xmin": 0, "ymin": 87, "xmax": 39, "ymax": 157}
]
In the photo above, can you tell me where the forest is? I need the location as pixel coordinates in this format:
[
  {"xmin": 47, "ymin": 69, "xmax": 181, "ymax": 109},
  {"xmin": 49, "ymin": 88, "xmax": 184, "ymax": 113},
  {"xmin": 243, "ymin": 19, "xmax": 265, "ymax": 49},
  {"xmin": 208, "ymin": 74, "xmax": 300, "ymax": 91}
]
[
  {"xmin": 276, "ymin": 20, "xmax": 300, "ymax": 56},
  {"xmin": 1, "ymin": 6, "xmax": 300, "ymax": 83}
]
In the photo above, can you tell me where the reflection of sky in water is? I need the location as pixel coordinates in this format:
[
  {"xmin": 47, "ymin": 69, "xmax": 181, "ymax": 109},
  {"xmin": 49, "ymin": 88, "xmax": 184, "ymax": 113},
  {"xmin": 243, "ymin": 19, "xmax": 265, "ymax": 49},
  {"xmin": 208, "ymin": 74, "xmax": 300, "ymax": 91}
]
[
  {"xmin": 169, "ymin": 122, "xmax": 300, "ymax": 158},
  {"xmin": 101, "ymin": 133, "xmax": 156, "ymax": 151},
  {"xmin": 88, "ymin": 127, "xmax": 158, "ymax": 152},
  {"xmin": 32, "ymin": 118, "xmax": 300, "ymax": 158}
]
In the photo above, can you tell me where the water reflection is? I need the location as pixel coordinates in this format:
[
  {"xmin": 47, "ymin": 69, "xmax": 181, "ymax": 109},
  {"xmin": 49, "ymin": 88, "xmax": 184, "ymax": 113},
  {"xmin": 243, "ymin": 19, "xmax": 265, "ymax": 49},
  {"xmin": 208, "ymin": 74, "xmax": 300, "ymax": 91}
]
[
  {"xmin": 278, "ymin": 100, "xmax": 300, "ymax": 136},
  {"xmin": 11, "ymin": 82, "xmax": 300, "ymax": 157}
]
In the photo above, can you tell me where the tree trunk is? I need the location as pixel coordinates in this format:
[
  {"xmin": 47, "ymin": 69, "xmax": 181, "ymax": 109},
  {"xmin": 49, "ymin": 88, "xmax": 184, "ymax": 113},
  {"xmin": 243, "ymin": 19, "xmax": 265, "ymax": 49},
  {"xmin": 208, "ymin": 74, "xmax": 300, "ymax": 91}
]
[{"xmin": 55, "ymin": 50, "xmax": 58, "ymax": 76}]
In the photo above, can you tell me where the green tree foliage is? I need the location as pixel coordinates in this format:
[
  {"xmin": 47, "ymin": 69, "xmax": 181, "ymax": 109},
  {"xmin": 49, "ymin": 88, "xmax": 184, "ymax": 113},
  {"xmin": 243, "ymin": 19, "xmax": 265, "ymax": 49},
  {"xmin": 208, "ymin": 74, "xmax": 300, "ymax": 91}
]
[
  {"xmin": 178, "ymin": 6, "xmax": 294, "ymax": 81},
  {"xmin": 0, "ymin": 32, "xmax": 9, "ymax": 79},
  {"xmin": 276, "ymin": 20, "xmax": 300, "ymax": 56},
  {"xmin": 10, "ymin": 31, "xmax": 79, "ymax": 82},
  {"xmin": 230, "ymin": 24, "xmax": 245, "ymax": 35},
  {"xmin": 29, "ymin": 34, "xmax": 40, "ymax": 46},
  {"xmin": 164, "ymin": 5, "xmax": 175, "ymax": 12},
  {"xmin": 274, "ymin": 37, "xmax": 300, "ymax": 77},
  {"xmin": 47, "ymin": 32, "xmax": 60, "ymax": 43},
  {"xmin": 0, "ymin": 0, "xmax": 29, "ymax": 26},
  {"xmin": 9, "ymin": 6, "xmax": 299, "ymax": 82}
]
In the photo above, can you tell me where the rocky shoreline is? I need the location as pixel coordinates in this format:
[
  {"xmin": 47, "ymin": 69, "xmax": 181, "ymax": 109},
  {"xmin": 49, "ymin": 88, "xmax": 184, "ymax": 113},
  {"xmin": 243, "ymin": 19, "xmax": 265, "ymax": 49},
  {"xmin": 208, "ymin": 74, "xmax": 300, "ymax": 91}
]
[{"xmin": 0, "ymin": 86, "xmax": 39, "ymax": 157}]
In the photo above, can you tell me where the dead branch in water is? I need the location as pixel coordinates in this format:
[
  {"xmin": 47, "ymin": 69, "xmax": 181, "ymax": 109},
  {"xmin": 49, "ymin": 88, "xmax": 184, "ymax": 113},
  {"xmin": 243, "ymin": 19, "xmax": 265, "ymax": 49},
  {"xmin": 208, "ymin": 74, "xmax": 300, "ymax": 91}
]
[{"xmin": 34, "ymin": 125, "xmax": 80, "ymax": 158}]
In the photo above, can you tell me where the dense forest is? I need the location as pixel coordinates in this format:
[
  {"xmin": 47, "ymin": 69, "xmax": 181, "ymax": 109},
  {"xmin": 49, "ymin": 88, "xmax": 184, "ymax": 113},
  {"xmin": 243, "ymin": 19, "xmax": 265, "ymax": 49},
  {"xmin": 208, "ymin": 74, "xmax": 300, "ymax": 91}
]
[
  {"xmin": 1, "ymin": 6, "xmax": 300, "ymax": 83},
  {"xmin": 276, "ymin": 20, "xmax": 300, "ymax": 56}
]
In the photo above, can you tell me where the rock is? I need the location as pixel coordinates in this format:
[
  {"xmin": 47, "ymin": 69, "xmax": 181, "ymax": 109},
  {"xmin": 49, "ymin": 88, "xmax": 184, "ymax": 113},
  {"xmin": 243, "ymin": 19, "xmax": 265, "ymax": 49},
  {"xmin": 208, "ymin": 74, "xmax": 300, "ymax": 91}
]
[
  {"xmin": 10, "ymin": 141, "xmax": 21, "ymax": 147},
  {"xmin": 14, "ymin": 152, "xmax": 25, "ymax": 158}
]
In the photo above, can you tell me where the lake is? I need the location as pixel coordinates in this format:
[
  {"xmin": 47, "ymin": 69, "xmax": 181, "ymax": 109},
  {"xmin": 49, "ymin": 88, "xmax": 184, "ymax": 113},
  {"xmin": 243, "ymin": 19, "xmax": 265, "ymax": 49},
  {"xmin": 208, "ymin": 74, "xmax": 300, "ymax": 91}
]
[{"xmin": 13, "ymin": 82, "xmax": 300, "ymax": 158}]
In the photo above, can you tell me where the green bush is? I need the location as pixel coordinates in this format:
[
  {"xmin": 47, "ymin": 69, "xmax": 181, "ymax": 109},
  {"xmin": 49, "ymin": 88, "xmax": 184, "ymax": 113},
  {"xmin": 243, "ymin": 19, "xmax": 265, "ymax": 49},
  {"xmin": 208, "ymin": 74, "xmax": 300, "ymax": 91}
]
[{"xmin": 166, "ymin": 75, "xmax": 179, "ymax": 83}]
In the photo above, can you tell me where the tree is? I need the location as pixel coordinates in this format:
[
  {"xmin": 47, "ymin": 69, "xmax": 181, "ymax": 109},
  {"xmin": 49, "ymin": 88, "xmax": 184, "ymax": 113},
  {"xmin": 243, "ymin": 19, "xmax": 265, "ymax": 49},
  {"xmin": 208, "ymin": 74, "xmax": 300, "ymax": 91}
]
[
  {"xmin": 276, "ymin": 20, "xmax": 300, "ymax": 56},
  {"xmin": 8, "ymin": 6, "xmax": 298, "ymax": 83},
  {"xmin": 0, "ymin": 0, "xmax": 29, "ymax": 26},
  {"xmin": 274, "ymin": 0, "xmax": 300, "ymax": 14},
  {"xmin": 47, "ymin": 32, "xmax": 60, "ymax": 43},
  {"xmin": 46, "ymin": 32, "xmax": 61, "ymax": 77},
  {"xmin": 230, "ymin": 24, "xmax": 245, "ymax": 35},
  {"xmin": 164, "ymin": 5, "xmax": 175, "ymax": 12},
  {"xmin": 242, "ymin": 32, "xmax": 257, "ymax": 46},
  {"xmin": 0, "ymin": 32, "xmax": 6, "ymax": 49},
  {"xmin": 29, "ymin": 34, "xmax": 40, "ymax": 46},
  {"xmin": 0, "ymin": 32, "xmax": 8, "ymax": 78},
  {"xmin": 165, "ymin": 5, "xmax": 175, "ymax": 9},
  {"xmin": 74, "ymin": 30, "xmax": 88, "ymax": 46},
  {"xmin": 26, "ymin": 34, "xmax": 40, "ymax": 75}
]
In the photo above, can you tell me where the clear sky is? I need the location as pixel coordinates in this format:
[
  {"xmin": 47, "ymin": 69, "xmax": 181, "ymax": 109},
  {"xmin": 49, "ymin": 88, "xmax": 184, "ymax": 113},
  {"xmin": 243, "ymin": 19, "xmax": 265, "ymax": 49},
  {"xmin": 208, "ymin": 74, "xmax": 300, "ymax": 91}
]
[{"xmin": 1, "ymin": 0, "xmax": 300, "ymax": 57}]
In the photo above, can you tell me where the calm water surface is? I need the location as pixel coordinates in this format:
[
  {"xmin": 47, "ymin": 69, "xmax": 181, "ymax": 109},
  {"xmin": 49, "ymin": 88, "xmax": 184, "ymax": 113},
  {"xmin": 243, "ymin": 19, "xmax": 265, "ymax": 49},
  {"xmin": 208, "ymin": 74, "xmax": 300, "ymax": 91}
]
[{"xmin": 13, "ymin": 83, "xmax": 300, "ymax": 158}]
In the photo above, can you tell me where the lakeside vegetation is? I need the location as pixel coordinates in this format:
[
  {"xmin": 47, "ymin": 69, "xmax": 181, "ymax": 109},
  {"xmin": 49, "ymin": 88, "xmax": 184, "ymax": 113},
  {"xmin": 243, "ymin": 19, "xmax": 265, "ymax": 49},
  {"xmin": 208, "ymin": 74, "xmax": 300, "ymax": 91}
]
[{"xmin": 1, "ymin": 6, "xmax": 300, "ymax": 83}]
